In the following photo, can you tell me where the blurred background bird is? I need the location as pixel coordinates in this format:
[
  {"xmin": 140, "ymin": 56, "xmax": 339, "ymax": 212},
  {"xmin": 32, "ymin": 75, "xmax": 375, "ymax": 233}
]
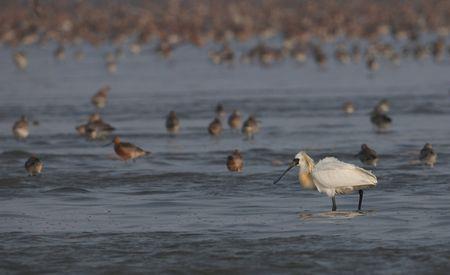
[
  {"xmin": 166, "ymin": 111, "xmax": 180, "ymax": 135},
  {"xmin": 356, "ymin": 144, "xmax": 379, "ymax": 166},
  {"xmin": 12, "ymin": 115, "xmax": 29, "ymax": 140},
  {"xmin": 25, "ymin": 155, "xmax": 43, "ymax": 176},
  {"xmin": 228, "ymin": 110, "xmax": 242, "ymax": 130},
  {"xmin": 91, "ymin": 85, "xmax": 111, "ymax": 109},
  {"xmin": 419, "ymin": 143, "xmax": 437, "ymax": 167},
  {"xmin": 208, "ymin": 118, "xmax": 222, "ymax": 136},
  {"xmin": 242, "ymin": 115, "xmax": 259, "ymax": 138},
  {"xmin": 342, "ymin": 101, "xmax": 355, "ymax": 114},
  {"xmin": 227, "ymin": 150, "xmax": 243, "ymax": 172}
]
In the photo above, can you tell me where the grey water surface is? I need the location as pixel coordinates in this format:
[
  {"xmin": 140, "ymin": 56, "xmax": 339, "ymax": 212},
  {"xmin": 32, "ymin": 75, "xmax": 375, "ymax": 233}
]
[{"xmin": 1, "ymin": 43, "xmax": 450, "ymax": 274}]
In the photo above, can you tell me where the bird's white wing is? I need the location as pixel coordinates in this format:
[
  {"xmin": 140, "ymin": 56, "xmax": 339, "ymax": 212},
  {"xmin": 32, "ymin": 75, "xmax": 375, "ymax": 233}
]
[{"xmin": 312, "ymin": 157, "xmax": 377, "ymax": 193}]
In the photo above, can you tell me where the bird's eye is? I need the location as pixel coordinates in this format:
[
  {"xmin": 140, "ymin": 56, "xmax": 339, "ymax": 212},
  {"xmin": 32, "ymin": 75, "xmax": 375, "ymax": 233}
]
[{"xmin": 293, "ymin": 158, "xmax": 299, "ymax": 164}]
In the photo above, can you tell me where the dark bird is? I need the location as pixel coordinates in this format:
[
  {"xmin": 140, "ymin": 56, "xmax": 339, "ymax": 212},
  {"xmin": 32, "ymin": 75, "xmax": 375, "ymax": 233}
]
[
  {"xmin": 166, "ymin": 111, "xmax": 180, "ymax": 134},
  {"xmin": 242, "ymin": 115, "xmax": 259, "ymax": 138},
  {"xmin": 370, "ymin": 110, "xmax": 392, "ymax": 131},
  {"xmin": 215, "ymin": 103, "xmax": 225, "ymax": 117},
  {"xmin": 366, "ymin": 55, "xmax": 379, "ymax": 72},
  {"xmin": 25, "ymin": 155, "xmax": 43, "ymax": 176},
  {"xmin": 355, "ymin": 144, "xmax": 379, "ymax": 166},
  {"xmin": 84, "ymin": 113, "xmax": 115, "ymax": 139},
  {"xmin": 419, "ymin": 143, "xmax": 437, "ymax": 167},
  {"xmin": 208, "ymin": 118, "xmax": 223, "ymax": 136},
  {"xmin": 227, "ymin": 150, "xmax": 243, "ymax": 172}
]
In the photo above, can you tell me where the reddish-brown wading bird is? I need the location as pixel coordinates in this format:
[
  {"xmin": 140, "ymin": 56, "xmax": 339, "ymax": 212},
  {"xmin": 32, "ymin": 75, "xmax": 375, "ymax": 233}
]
[{"xmin": 106, "ymin": 136, "xmax": 150, "ymax": 162}]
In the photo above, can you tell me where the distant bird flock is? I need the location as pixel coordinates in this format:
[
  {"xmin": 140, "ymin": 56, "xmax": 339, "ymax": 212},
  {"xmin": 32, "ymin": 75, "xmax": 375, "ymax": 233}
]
[{"xmin": 3, "ymin": 0, "xmax": 450, "ymax": 73}]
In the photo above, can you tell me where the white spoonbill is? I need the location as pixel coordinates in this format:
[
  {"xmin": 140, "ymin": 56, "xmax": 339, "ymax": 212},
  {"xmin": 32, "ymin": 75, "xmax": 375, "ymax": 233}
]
[{"xmin": 273, "ymin": 151, "xmax": 377, "ymax": 211}]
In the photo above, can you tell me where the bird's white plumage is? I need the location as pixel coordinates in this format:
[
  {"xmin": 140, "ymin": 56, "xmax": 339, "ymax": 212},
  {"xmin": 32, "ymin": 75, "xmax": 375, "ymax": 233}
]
[
  {"xmin": 274, "ymin": 152, "xmax": 378, "ymax": 211},
  {"xmin": 311, "ymin": 157, "xmax": 377, "ymax": 197}
]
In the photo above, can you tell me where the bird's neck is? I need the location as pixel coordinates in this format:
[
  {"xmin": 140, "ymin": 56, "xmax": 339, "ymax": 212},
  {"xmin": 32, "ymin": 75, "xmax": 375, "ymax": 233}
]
[{"xmin": 299, "ymin": 171, "xmax": 315, "ymax": 189}]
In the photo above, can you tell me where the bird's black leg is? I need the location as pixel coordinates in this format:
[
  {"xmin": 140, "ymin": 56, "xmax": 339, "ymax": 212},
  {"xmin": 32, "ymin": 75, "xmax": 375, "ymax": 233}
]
[
  {"xmin": 358, "ymin": 190, "xmax": 364, "ymax": 211},
  {"xmin": 332, "ymin": 196, "xmax": 337, "ymax": 211}
]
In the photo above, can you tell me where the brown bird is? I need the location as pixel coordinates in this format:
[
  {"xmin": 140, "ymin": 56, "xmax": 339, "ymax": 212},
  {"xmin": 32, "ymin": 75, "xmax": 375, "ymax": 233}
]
[
  {"xmin": 419, "ymin": 143, "xmax": 437, "ymax": 167},
  {"xmin": 166, "ymin": 111, "xmax": 180, "ymax": 134},
  {"xmin": 91, "ymin": 85, "xmax": 110, "ymax": 108},
  {"xmin": 370, "ymin": 109, "xmax": 392, "ymax": 131},
  {"xmin": 227, "ymin": 150, "xmax": 243, "ymax": 172},
  {"xmin": 85, "ymin": 113, "xmax": 115, "ymax": 139},
  {"xmin": 342, "ymin": 101, "xmax": 355, "ymax": 114},
  {"xmin": 355, "ymin": 144, "xmax": 379, "ymax": 166},
  {"xmin": 54, "ymin": 45, "xmax": 65, "ymax": 60},
  {"xmin": 12, "ymin": 115, "xmax": 29, "ymax": 139},
  {"xmin": 208, "ymin": 118, "xmax": 222, "ymax": 136},
  {"xmin": 242, "ymin": 115, "xmax": 259, "ymax": 138},
  {"xmin": 228, "ymin": 110, "xmax": 241, "ymax": 130},
  {"xmin": 76, "ymin": 113, "xmax": 115, "ymax": 139},
  {"xmin": 109, "ymin": 136, "xmax": 150, "ymax": 162},
  {"xmin": 25, "ymin": 155, "xmax": 43, "ymax": 176}
]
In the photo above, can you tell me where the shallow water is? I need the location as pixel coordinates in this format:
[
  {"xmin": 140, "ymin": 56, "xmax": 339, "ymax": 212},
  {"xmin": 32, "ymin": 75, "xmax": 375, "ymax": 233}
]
[{"xmin": 1, "ymin": 43, "xmax": 450, "ymax": 274}]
